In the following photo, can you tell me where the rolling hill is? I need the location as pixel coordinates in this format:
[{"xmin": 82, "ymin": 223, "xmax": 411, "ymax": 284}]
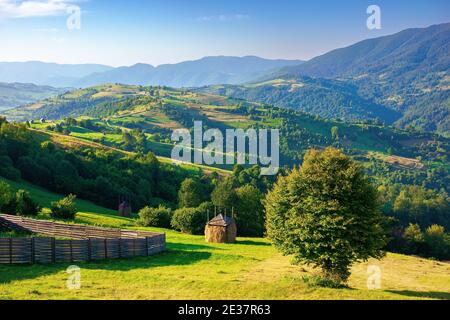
[
  {"xmin": 4, "ymin": 84, "xmax": 448, "ymax": 193},
  {"xmin": 0, "ymin": 62, "xmax": 113, "ymax": 87},
  {"xmin": 0, "ymin": 82, "xmax": 68, "ymax": 111},
  {"xmin": 199, "ymin": 77, "xmax": 401, "ymax": 124}
]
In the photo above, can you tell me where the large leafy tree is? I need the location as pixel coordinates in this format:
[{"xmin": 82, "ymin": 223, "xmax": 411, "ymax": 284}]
[{"xmin": 265, "ymin": 147, "xmax": 386, "ymax": 282}]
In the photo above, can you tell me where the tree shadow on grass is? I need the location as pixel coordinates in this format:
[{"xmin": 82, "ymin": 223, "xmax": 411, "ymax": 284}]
[
  {"xmin": 0, "ymin": 246, "xmax": 211, "ymax": 285},
  {"xmin": 82, "ymin": 249, "xmax": 212, "ymax": 271},
  {"xmin": 386, "ymin": 290, "xmax": 450, "ymax": 300},
  {"xmin": 0, "ymin": 263, "xmax": 64, "ymax": 286},
  {"xmin": 167, "ymin": 242, "xmax": 223, "ymax": 251},
  {"xmin": 235, "ymin": 240, "xmax": 271, "ymax": 247}
]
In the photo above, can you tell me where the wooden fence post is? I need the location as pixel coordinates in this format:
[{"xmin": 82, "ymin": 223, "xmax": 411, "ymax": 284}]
[
  {"xmin": 9, "ymin": 238, "xmax": 12, "ymax": 265},
  {"xmin": 88, "ymin": 238, "xmax": 92, "ymax": 261},
  {"xmin": 31, "ymin": 237, "xmax": 35, "ymax": 264},
  {"xmin": 51, "ymin": 238, "xmax": 56, "ymax": 263},
  {"xmin": 104, "ymin": 238, "xmax": 108, "ymax": 259},
  {"xmin": 70, "ymin": 240, "xmax": 73, "ymax": 262}
]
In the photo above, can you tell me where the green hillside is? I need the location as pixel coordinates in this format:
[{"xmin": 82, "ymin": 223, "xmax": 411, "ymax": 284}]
[
  {"xmin": 199, "ymin": 77, "xmax": 401, "ymax": 124},
  {"xmin": 5, "ymin": 84, "xmax": 447, "ymax": 193},
  {"xmin": 258, "ymin": 23, "xmax": 450, "ymax": 136},
  {"xmin": 0, "ymin": 177, "xmax": 449, "ymax": 300},
  {"xmin": 0, "ymin": 82, "xmax": 67, "ymax": 112}
]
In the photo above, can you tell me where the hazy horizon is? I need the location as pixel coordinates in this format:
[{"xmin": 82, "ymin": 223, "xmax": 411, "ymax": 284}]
[
  {"xmin": 0, "ymin": 0, "xmax": 449, "ymax": 67},
  {"xmin": 0, "ymin": 54, "xmax": 306, "ymax": 68}
]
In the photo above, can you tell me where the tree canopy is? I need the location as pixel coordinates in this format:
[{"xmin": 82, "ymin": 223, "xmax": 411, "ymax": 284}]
[{"xmin": 265, "ymin": 147, "xmax": 386, "ymax": 282}]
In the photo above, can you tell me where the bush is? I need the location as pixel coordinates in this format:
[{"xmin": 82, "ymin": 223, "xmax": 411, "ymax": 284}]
[
  {"xmin": 171, "ymin": 205, "xmax": 207, "ymax": 235},
  {"xmin": 403, "ymin": 223, "xmax": 426, "ymax": 254},
  {"xmin": 302, "ymin": 275, "xmax": 347, "ymax": 289},
  {"xmin": 13, "ymin": 190, "xmax": 40, "ymax": 217},
  {"xmin": 424, "ymin": 225, "xmax": 449, "ymax": 260},
  {"xmin": 137, "ymin": 205, "xmax": 172, "ymax": 228},
  {"xmin": 50, "ymin": 194, "xmax": 77, "ymax": 219}
]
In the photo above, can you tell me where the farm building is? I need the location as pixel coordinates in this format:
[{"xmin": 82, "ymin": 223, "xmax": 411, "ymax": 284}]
[
  {"xmin": 118, "ymin": 201, "xmax": 132, "ymax": 217},
  {"xmin": 205, "ymin": 214, "xmax": 237, "ymax": 243}
]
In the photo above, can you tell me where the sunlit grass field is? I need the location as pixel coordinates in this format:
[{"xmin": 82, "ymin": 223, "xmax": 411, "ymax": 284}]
[{"xmin": 0, "ymin": 178, "xmax": 449, "ymax": 300}]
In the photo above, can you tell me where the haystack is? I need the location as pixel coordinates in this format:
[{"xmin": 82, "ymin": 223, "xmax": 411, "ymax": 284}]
[
  {"xmin": 205, "ymin": 214, "xmax": 237, "ymax": 243},
  {"xmin": 118, "ymin": 201, "xmax": 132, "ymax": 217}
]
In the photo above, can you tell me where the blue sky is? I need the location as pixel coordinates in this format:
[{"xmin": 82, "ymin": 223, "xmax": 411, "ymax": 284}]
[{"xmin": 0, "ymin": 0, "xmax": 448, "ymax": 66}]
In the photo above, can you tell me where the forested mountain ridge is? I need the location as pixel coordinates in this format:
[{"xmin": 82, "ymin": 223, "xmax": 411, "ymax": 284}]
[
  {"xmin": 198, "ymin": 77, "xmax": 402, "ymax": 124},
  {"xmin": 74, "ymin": 56, "xmax": 304, "ymax": 88},
  {"xmin": 0, "ymin": 56, "xmax": 303, "ymax": 88},
  {"xmin": 204, "ymin": 23, "xmax": 450, "ymax": 136},
  {"xmin": 274, "ymin": 23, "xmax": 450, "ymax": 80}
]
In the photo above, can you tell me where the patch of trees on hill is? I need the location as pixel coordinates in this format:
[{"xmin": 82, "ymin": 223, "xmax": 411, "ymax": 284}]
[
  {"xmin": 0, "ymin": 118, "xmax": 190, "ymax": 210},
  {"xmin": 1, "ymin": 117, "xmax": 448, "ymax": 260}
]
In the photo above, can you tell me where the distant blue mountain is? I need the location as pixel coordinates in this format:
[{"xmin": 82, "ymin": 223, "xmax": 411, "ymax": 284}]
[
  {"xmin": 0, "ymin": 57, "xmax": 304, "ymax": 89},
  {"xmin": 217, "ymin": 23, "xmax": 450, "ymax": 135},
  {"xmin": 0, "ymin": 61, "xmax": 113, "ymax": 87},
  {"xmin": 74, "ymin": 56, "xmax": 304, "ymax": 88}
]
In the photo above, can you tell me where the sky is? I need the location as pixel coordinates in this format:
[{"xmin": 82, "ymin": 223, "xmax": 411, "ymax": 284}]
[{"xmin": 0, "ymin": 0, "xmax": 449, "ymax": 67}]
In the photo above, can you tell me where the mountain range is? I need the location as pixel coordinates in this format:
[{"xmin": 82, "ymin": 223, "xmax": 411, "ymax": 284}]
[
  {"xmin": 0, "ymin": 56, "xmax": 303, "ymax": 88},
  {"xmin": 0, "ymin": 62, "xmax": 113, "ymax": 87},
  {"xmin": 201, "ymin": 23, "xmax": 450, "ymax": 135},
  {"xmin": 0, "ymin": 23, "xmax": 448, "ymax": 136}
]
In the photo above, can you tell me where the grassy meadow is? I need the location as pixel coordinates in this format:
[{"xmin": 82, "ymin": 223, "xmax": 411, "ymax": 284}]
[{"xmin": 0, "ymin": 178, "xmax": 449, "ymax": 300}]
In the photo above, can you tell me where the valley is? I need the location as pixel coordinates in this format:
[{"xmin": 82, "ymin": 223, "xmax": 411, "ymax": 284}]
[
  {"xmin": 0, "ymin": 14, "xmax": 449, "ymax": 303},
  {"xmin": 3, "ymin": 84, "xmax": 447, "ymax": 192}
]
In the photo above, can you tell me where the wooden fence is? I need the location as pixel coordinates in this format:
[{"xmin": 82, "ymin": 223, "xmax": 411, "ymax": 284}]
[{"xmin": 0, "ymin": 214, "xmax": 166, "ymax": 265}]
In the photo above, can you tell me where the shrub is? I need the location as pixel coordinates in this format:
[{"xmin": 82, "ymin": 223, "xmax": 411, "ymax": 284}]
[
  {"xmin": 424, "ymin": 225, "xmax": 449, "ymax": 260},
  {"xmin": 302, "ymin": 275, "xmax": 347, "ymax": 289},
  {"xmin": 137, "ymin": 205, "xmax": 172, "ymax": 228},
  {"xmin": 14, "ymin": 190, "xmax": 40, "ymax": 217},
  {"xmin": 50, "ymin": 194, "xmax": 77, "ymax": 219},
  {"xmin": 171, "ymin": 205, "xmax": 207, "ymax": 235},
  {"xmin": 403, "ymin": 223, "xmax": 426, "ymax": 254}
]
